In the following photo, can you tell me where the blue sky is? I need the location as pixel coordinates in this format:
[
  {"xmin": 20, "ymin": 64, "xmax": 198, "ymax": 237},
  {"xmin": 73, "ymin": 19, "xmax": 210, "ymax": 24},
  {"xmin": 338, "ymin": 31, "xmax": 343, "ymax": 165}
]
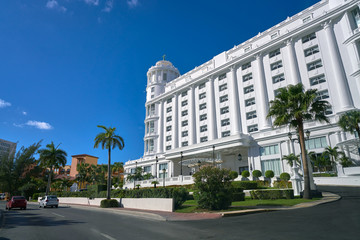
[{"xmin": 0, "ymin": 0, "xmax": 319, "ymax": 165}]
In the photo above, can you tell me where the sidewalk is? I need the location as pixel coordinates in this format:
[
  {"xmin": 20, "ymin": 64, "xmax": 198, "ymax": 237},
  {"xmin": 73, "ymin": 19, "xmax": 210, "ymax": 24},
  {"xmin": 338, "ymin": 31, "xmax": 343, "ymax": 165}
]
[{"xmin": 30, "ymin": 192, "xmax": 340, "ymax": 222}]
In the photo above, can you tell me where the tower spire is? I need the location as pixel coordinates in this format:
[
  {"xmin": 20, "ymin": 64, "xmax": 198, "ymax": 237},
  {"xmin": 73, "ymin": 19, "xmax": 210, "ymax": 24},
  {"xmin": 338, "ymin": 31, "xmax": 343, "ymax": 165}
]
[{"xmin": 162, "ymin": 54, "xmax": 166, "ymax": 61}]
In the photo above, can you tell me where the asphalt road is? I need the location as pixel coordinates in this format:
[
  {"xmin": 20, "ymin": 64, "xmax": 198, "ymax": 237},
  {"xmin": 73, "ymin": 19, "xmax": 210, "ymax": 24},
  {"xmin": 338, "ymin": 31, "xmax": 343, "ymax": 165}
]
[{"xmin": 0, "ymin": 186, "xmax": 359, "ymax": 240}]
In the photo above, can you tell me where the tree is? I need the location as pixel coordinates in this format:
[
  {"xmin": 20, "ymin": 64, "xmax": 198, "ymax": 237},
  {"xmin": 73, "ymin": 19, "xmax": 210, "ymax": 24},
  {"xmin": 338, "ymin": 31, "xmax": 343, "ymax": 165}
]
[
  {"xmin": 59, "ymin": 177, "xmax": 73, "ymax": 191},
  {"xmin": 282, "ymin": 153, "xmax": 301, "ymax": 167},
  {"xmin": 324, "ymin": 146, "xmax": 344, "ymax": 174},
  {"xmin": 267, "ymin": 83, "xmax": 330, "ymax": 199},
  {"xmin": 76, "ymin": 163, "xmax": 90, "ymax": 189},
  {"xmin": 339, "ymin": 155, "xmax": 353, "ymax": 168},
  {"xmin": 338, "ymin": 110, "xmax": 360, "ymax": 138},
  {"xmin": 38, "ymin": 142, "xmax": 67, "ymax": 195},
  {"xmin": 112, "ymin": 162, "xmax": 124, "ymax": 184},
  {"xmin": 94, "ymin": 125, "xmax": 125, "ymax": 200}
]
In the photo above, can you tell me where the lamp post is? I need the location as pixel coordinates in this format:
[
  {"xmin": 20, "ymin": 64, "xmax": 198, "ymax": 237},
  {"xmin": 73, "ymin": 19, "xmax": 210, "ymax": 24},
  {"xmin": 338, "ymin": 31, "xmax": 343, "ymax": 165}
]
[
  {"xmin": 212, "ymin": 145, "xmax": 215, "ymax": 166},
  {"xmin": 134, "ymin": 161, "xmax": 138, "ymax": 189},
  {"xmin": 180, "ymin": 152, "xmax": 183, "ymax": 176},
  {"xmin": 162, "ymin": 168, "xmax": 166, "ymax": 187},
  {"xmin": 197, "ymin": 160, "xmax": 201, "ymax": 172},
  {"xmin": 155, "ymin": 156, "xmax": 158, "ymax": 179}
]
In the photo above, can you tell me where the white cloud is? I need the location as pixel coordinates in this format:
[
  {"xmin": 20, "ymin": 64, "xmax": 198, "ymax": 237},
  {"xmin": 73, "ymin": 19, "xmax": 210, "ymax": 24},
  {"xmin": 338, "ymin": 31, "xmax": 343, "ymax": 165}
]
[
  {"xmin": 26, "ymin": 120, "xmax": 53, "ymax": 130},
  {"xmin": 102, "ymin": 0, "xmax": 113, "ymax": 12},
  {"xmin": 22, "ymin": 111, "xmax": 27, "ymax": 116},
  {"xmin": 127, "ymin": 0, "xmax": 139, "ymax": 8},
  {"xmin": 46, "ymin": 0, "xmax": 67, "ymax": 12},
  {"xmin": 0, "ymin": 99, "xmax": 11, "ymax": 108},
  {"xmin": 84, "ymin": 0, "xmax": 100, "ymax": 6}
]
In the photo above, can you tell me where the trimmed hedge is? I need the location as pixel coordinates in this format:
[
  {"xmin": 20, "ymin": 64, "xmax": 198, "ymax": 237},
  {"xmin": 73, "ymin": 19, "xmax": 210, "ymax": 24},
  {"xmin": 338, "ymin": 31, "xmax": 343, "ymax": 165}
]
[
  {"xmin": 100, "ymin": 199, "xmax": 119, "ymax": 208},
  {"xmin": 250, "ymin": 189, "xmax": 294, "ymax": 200},
  {"xmin": 273, "ymin": 180, "xmax": 292, "ymax": 189},
  {"xmin": 232, "ymin": 188, "xmax": 245, "ymax": 201},
  {"xmin": 231, "ymin": 181, "xmax": 259, "ymax": 190}
]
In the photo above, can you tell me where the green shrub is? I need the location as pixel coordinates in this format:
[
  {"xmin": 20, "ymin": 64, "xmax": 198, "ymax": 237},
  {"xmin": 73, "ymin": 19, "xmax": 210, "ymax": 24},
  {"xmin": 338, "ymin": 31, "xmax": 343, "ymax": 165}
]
[
  {"xmin": 231, "ymin": 181, "xmax": 258, "ymax": 190},
  {"xmin": 280, "ymin": 172, "xmax": 291, "ymax": 181},
  {"xmin": 273, "ymin": 180, "xmax": 292, "ymax": 189},
  {"xmin": 252, "ymin": 170, "xmax": 262, "ymax": 178},
  {"xmin": 250, "ymin": 189, "xmax": 294, "ymax": 200},
  {"xmin": 193, "ymin": 166, "xmax": 236, "ymax": 210},
  {"xmin": 265, "ymin": 170, "xmax": 274, "ymax": 179},
  {"xmin": 241, "ymin": 170, "xmax": 250, "ymax": 178},
  {"xmin": 256, "ymin": 180, "xmax": 270, "ymax": 188},
  {"xmin": 100, "ymin": 199, "xmax": 119, "ymax": 208},
  {"xmin": 32, "ymin": 192, "xmax": 41, "ymax": 200},
  {"xmin": 232, "ymin": 187, "xmax": 245, "ymax": 201},
  {"xmin": 229, "ymin": 171, "xmax": 239, "ymax": 179}
]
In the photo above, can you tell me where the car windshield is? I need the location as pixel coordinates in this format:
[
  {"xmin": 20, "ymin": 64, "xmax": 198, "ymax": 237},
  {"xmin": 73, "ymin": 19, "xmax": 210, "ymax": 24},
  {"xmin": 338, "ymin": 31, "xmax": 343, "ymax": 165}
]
[
  {"xmin": 48, "ymin": 196, "xmax": 57, "ymax": 199},
  {"xmin": 13, "ymin": 196, "xmax": 25, "ymax": 200}
]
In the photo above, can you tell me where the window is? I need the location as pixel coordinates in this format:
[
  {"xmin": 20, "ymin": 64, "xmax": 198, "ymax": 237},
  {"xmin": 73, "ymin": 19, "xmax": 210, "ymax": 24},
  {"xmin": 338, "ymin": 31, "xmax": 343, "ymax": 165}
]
[
  {"xmin": 242, "ymin": 62, "xmax": 251, "ymax": 70},
  {"xmin": 167, "ymin": 107, "xmax": 172, "ymax": 113},
  {"xmin": 304, "ymin": 45, "xmax": 319, "ymax": 57},
  {"xmin": 222, "ymin": 131, "xmax": 231, "ymax": 137},
  {"xmin": 219, "ymin": 73, "xmax": 227, "ymax": 80},
  {"xmin": 199, "ymin": 83, "xmax": 206, "ymax": 89},
  {"xmin": 244, "ymin": 46, "xmax": 251, "ymax": 52},
  {"xmin": 167, "ymin": 98, "xmax": 172, "ymax": 104},
  {"xmin": 182, "ymin": 131, "xmax": 188, "ymax": 137},
  {"xmin": 219, "ymin": 84, "xmax": 227, "ymax": 91},
  {"xmin": 182, "ymin": 141, "xmax": 188, "ymax": 147},
  {"xmin": 302, "ymin": 16, "xmax": 312, "ymax": 23},
  {"xmin": 305, "ymin": 136, "xmax": 328, "ymax": 150},
  {"xmin": 182, "ymin": 120, "xmax": 188, "ymax": 127},
  {"xmin": 221, "ymin": 106, "xmax": 229, "ymax": 114},
  {"xmin": 200, "ymin": 137, "xmax": 208, "ymax": 142},
  {"xmin": 166, "ymin": 126, "xmax": 172, "ymax": 132},
  {"xmin": 181, "ymin": 91, "xmax": 188, "ymax": 97},
  {"xmin": 243, "ymin": 73, "xmax": 252, "ymax": 82},
  {"xmin": 199, "ymin": 93, "xmax": 206, "ymax": 100},
  {"xmin": 199, "ymin": 103, "xmax": 206, "ymax": 110},
  {"xmin": 149, "ymin": 139, "xmax": 154, "ymax": 152},
  {"xmin": 271, "ymin": 61, "xmax": 283, "ymax": 70},
  {"xmin": 260, "ymin": 144, "xmax": 279, "ymax": 156},
  {"xmin": 147, "ymin": 104, "xmax": 155, "ymax": 116},
  {"xmin": 166, "ymin": 116, "xmax": 172, "ymax": 122},
  {"xmin": 200, "ymin": 125, "xmax": 208, "ymax": 132},
  {"xmin": 302, "ymin": 32, "xmax": 316, "ymax": 43},
  {"xmin": 272, "ymin": 74, "xmax": 285, "ymax": 84},
  {"xmin": 244, "ymin": 85, "xmax": 254, "ymax": 94},
  {"xmin": 220, "ymin": 95, "xmax": 228, "ymax": 103},
  {"xmin": 310, "ymin": 74, "xmax": 326, "ymax": 86},
  {"xmin": 148, "ymin": 121, "xmax": 154, "ymax": 133},
  {"xmin": 245, "ymin": 98, "xmax": 256, "ymax": 106},
  {"xmin": 274, "ymin": 88, "xmax": 284, "ymax": 96},
  {"xmin": 182, "ymin": 100, "xmax": 188, "ymax": 106},
  {"xmin": 269, "ymin": 48, "xmax": 281, "ymax": 58},
  {"xmin": 261, "ymin": 159, "xmax": 281, "ymax": 176},
  {"xmin": 325, "ymin": 107, "xmax": 333, "ymax": 115},
  {"xmin": 182, "ymin": 110, "xmax": 188, "ymax": 116},
  {"xmin": 166, "ymin": 135, "xmax": 172, "ymax": 141},
  {"xmin": 270, "ymin": 33, "xmax": 278, "ymax": 39},
  {"xmin": 143, "ymin": 166, "xmax": 151, "ymax": 173},
  {"xmin": 163, "ymin": 73, "xmax": 167, "ymax": 81},
  {"xmin": 151, "ymin": 95, "xmax": 154, "ymax": 99},
  {"xmin": 221, "ymin": 118, "xmax": 230, "ymax": 126},
  {"xmin": 248, "ymin": 124, "xmax": 258, "ymax": 133},
  {"xmin": 200, "ymin": 114, "xmax": 207, "ymax": 121},
  {"xmin": 159, "ymin": 163, "xmax": 168, "ymax": 170},
  {"xmin": 166, "ymin": 145, "xmax": 171, "ymax": 150},
  {"xmin": 351, "ymin": 7, "xmax": 360, "ymax": 29},
  {"xmin": 246, "ymin": 111, "xmax": 257, "ymax": 120},
  {"xmin": 151, "ymin": 87, "xmax": 155, "ymax": 92},
  {"xmin": 316, "ymin": 90, "xmax": 329, "ymax": 100},
  {"xmin": 307, "ymin": 60, "xmax": 322, "ymax": 71}
]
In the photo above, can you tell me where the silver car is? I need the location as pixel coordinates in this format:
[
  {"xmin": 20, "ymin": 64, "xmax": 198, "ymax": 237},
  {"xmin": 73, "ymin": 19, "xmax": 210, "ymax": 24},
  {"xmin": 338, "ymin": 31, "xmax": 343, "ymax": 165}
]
[{"xmin": 39, "ymin": 195, "xmax": 59, "ymax": 208}]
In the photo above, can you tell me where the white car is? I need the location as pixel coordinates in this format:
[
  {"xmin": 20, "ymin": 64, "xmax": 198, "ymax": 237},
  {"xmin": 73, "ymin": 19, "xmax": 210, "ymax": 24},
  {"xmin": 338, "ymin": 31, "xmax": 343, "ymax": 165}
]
[{"xmin": 39, "ymin": 195, "xmax": 59, "ymax": 208}]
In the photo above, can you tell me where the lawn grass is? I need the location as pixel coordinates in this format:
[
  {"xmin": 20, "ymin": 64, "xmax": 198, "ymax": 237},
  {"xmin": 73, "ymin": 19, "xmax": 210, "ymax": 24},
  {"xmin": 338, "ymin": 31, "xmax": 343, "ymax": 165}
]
[{"xmin": 177, "ymin": 196, "xmax": 321, "ymax": 213}]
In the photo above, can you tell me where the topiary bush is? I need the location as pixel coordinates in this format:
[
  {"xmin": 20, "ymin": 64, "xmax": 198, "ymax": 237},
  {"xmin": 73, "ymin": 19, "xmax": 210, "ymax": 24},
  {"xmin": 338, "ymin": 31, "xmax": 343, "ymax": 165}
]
[
  {"xmin": 229, "ymin": 171, "xmax": 239, "ymax": 180},
  {"xmin": 250, "ymin": 189, "xmax": 294, "ymax": 200},
  {"xmin": 100, "ymin": 199, "xmax": 119, "ymax": 208},
  {"xmin": 280, "ymin": 172, "xmax": 291, "ymax": 182},
  {"xmin": 241, "ymin": 170, "xmax": 250, "ymax": 178},
  {"xmin": 252, "ymin": 170, "xmax": 262, "ymax": 178},
  {"xmin": 265, "ymin": 170, "xmax": 274, "ymax": 179}
]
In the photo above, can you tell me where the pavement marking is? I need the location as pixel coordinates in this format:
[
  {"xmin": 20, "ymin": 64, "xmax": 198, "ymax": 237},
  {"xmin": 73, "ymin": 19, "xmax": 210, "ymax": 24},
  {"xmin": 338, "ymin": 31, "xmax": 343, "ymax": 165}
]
[
  {"xmin": 51, "ymin": 212, "xmax": 65, "ymax": 218},
  {"xmin": 92, "ymin": 229, "xmax": 116, "ymax": 240}
]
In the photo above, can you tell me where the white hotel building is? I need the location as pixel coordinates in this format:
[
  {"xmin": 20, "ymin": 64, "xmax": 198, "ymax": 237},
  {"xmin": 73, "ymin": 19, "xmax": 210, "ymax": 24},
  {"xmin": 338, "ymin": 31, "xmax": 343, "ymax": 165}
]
[{"xmin": 124, "ymin": 0, "xmax": 360, "ymax": 187}]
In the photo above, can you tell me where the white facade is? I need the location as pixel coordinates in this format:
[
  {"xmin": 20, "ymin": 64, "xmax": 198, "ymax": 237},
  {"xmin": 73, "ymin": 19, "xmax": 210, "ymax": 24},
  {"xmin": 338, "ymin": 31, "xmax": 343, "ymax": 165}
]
[
  {"xmin": 0, "ymin": 138, "xmax": 17, "ymax": 159},
  {"xmin": 124, "ymin": 0, "xmax": 360, "ymax": 187}
]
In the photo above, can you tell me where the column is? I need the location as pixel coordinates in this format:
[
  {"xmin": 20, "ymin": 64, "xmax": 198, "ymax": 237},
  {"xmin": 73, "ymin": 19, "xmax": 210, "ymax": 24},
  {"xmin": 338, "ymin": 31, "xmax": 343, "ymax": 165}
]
[
  {"xmin": 188, "ymin": 85, "xmax": 197, "ymax": 145},
  {"xmin": 323, "ymin": 20, "xmax": 354, "ymax": 112},
  {"xmin": 172, "ymin": 94, "xmax": 179, "ymax": 148},
  {"xmin": 228, "ymin": 65, "xmax": 242, "ymax": 134},
  {"xmin": 207, "ymin": 77, "xmax": 217, "ymax": 140},
  {"xmin": 254, "ymin": 54, "xmax": 272, "ymax": 129},
  {"xmin": 285, "ymin": 38, "xmax": 301, "ymax": 85},
  {"xmin": 157, "ymin": 101, "xmax": 164, "ymax": 153}
]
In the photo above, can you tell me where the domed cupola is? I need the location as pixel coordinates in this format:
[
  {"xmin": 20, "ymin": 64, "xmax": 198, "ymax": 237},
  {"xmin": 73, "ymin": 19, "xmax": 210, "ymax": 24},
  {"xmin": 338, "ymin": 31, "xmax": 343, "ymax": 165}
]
[{"xmin": 146, "ymin": 56, "xmax": 180, "ymax": 102}]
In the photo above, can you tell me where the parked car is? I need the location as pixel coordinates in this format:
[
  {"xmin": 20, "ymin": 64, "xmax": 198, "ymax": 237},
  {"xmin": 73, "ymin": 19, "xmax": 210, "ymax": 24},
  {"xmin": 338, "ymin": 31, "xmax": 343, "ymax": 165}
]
[
  {"xmin": 39, "ymin": 195, "xmax": 59, "ymax": 208},
  {"xmin": 6, "ymin": 196, "xmax": 27, "ymax": 210}
]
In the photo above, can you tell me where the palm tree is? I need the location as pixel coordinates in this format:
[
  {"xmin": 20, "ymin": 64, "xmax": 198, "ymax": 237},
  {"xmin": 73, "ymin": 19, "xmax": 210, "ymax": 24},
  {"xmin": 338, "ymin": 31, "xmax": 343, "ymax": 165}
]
[
  {"xmin": 338, "ymin": 110, "xmax": 360, "ymax": 138},
  {"xmin": 282, "ymin": 153, "xmax": 300, "ymax": 167},
  {"xmin": 76, "ymin": 163, "xmax": 90, "ymax": 189},
  {"xmin": 267, "ymin": 83, "xmax": 330, "ymax": 199},
  {"xmin": 324, "ymin": 146, "xmax": 344, "ymax": 174},
  {"xmin": 94, "ymin": 125, "xmax": 125, "ymax": 200},
  {"xmin": 38, "ymin": 142, "xmax": 67, "ymax": 195},
  {"xmin": 112, "ymin": 162, "xmax": 124, "ymax": 185}
]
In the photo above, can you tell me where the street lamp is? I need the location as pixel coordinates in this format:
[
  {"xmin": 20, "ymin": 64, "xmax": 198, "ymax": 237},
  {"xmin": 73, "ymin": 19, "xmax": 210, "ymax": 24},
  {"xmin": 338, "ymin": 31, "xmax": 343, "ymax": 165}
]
[
  {"xmin": 237, "ymin": 154, "xmax": 242, "ymax": 161},
  {"xmin": 305, "ymin": 130, "xmax": 311, "ymax": 139},
  {"xmin": 162, "ymin": 168, "xmax": 166, "ymax": 187},
  {"xmin": 134, "ymin": 161, "xmax": 138, "ymax": 189},
  {"xmin": 197, "ymin": 160, "xmax": 201, "ymax": 172},
  {"xmin": 155, "ymin": 156, "xmax": 158, "ymax": 179},
  {"xmin": 212, "ymin": 145, "xmax": 215, "ymax": 166},
  {"xmin": 180, "ymin": 151, "xmax": 183, "ymax": 176}
]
